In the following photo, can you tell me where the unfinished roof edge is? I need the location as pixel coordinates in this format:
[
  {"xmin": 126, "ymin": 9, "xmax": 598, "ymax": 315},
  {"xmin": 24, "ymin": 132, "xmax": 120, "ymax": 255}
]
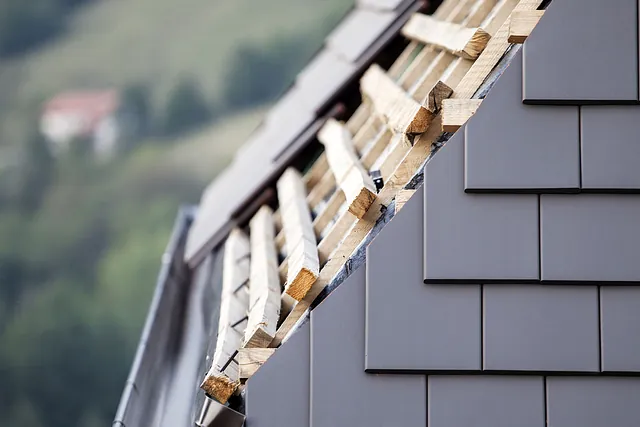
[{"xmin": 183, "ymin": 0, "xmax": 424, "ymax": 268}]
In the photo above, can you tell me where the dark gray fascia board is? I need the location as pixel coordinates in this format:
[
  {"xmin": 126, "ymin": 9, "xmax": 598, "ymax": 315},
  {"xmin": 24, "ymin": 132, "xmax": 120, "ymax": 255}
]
[{"xmin": 113, "ymin": 206, "xmax": 194, "ymax": 427}]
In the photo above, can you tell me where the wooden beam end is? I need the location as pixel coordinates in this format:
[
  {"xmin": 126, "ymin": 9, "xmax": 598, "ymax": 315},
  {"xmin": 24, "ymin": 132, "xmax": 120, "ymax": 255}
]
[
  {"xmin": 285, "ymin": 267, "xmax": 319, "ymax": 301},
  {"xmin": 200, "ymin": 375, "xmax": 239, "ymax": 404},
  {"xmin": 348, "ymin": 186, "xmax": 377, "ymax": 219},
  {"xmin": 462, "ymin": 28, "xmax": 492, "ymax": 59}
]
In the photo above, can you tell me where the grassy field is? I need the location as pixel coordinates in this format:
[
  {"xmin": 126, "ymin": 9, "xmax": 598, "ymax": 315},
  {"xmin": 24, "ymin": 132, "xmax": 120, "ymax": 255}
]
[{"xmin": 0, "ymin": 0, "xmax": 352, "ymax": 143}]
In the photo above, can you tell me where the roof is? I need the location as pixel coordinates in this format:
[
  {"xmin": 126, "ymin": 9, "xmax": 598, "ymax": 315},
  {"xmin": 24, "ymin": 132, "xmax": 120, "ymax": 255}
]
[
  {"xmin": 117, "ymin": 0, "xmax": 640, "ymax": 426},
  {"xmin": 183, "ymin": 0, "xmax": 422, "ymax": 266}
]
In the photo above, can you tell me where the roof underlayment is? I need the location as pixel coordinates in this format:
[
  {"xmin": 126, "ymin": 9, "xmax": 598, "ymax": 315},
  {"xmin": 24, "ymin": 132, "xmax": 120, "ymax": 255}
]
[{"xmin": 116, "ymin": 0, "xmax": 640, "ymax": 425}]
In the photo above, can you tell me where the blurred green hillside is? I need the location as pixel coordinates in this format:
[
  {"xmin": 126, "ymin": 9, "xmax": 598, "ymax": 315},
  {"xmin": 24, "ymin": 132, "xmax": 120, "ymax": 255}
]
[{"xmin": 0, "ymin": 1, "xmax": 352, "ymax": 426}]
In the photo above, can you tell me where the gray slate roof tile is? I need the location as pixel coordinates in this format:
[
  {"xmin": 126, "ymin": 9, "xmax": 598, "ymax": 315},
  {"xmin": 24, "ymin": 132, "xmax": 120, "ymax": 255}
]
[
  {"xmin": 428, "ymin": 376, "xmax": 545, "ymax": 427},
  {"xmin": 366, "ymin": 188, "xmax": 481, "ymax": 371},
  {"xmin": 425, "ymin": 131, "xmax": 540, "ymax": 282},
  {"xmin": 600, "ymin": 286, "xmax": 640, "ymax": 372},
  {"xmin": 295, "ymin": 49, "xmax": 357, "ymax": 112},
  {"xmin": 327, "ymin": 8, "xmax": 396, "ymax": 63},
  {"xmin": 311, "ymin": 263, "xmax": 426, "ymax": 427},
  {"xmin": 465, "ymin": 50, "xmax": 580, "ymax": 192},
  {"xmin": 540, "ymin": 194, "xmax": 640, "ymax": 282},
  {"xmin": 546, "ymin": 377, "xmax": 640, "ymax": 427},
  {"xmin": 581, "ymin": 106, "xmax": 640, "ymax": 191},
  {"xmin": 523, "ymin": 0, "xmax": 638, "ymax": 102},
  {"xmin": 245, "ymin": 322, "xmax": 310, "ymax": 427},
  {"xmin": 483, "ymin": 285, "xmax": 600, "ymax": 372}
]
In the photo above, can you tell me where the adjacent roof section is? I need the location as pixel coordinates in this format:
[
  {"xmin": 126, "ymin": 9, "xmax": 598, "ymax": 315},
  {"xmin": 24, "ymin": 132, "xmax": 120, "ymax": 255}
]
[{"xmin": 184, "ymin": 0, "xmax": 423, "ymax": 267}]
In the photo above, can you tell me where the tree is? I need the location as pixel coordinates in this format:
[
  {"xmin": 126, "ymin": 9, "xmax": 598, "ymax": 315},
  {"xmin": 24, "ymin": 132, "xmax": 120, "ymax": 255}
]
[
  {"xmin": 0, "ymin": 0, "xmax": 62, "ymax": 57},
  {"xmin": 122, "ymin": 83, "xmax": 152, "ymax": 139},
  {"xmin": 160, "ymin": 77, "xmax": 212, "ymax": 137},
  {"xmin": 222, "ymin": 34, "xmax": 314, "ymax": 109},
  {"xmin": 15, "ymin": 131, "xmax": 54, "ymax": 213}
]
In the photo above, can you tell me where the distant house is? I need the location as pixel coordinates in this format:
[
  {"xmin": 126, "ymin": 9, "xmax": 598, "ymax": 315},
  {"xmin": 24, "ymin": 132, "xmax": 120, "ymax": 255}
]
[{"xmin": 40, "ymin": 90, "xmax": 123, "ymax": 158}]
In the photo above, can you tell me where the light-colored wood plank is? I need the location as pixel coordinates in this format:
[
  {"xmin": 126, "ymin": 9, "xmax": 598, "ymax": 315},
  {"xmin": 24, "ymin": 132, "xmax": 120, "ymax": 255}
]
[
  {"xmin": 272, "ymin": 0, "xmax": 537, "ymax": 347},
  {"xmin": 238, "ymin": 348, "xmax": 276, "ymax": 379},
  {"xmin": 345, "ymin": 103, "xmax": 371, "ymax": 136},
  {"xmin": 508, "ymin": 9, "xmax": 544, "ymax": 43},
  {"xmin": 361, "ymin": 64, "xmax": 434, "ymax": 135},
  {"xmin": 200, "ymin": 228, "xmax": 251, "ymax": 404},
  {"xmin": 218, "ymin": 228, "xmax": 250, "ymax": 334},
  {"xmin": 410, "ymin": 0, "xmax": 497, "ymax": 101},
  {"xmin": 453, "ymin": 0, "xmax": 542, "ymax": 100},
  {"xmin": 201, "ymin": 325, "xmax": 243, "ymax": 403},
  {"xmin": 399, "ymin": 0, "xmax": 480, "ymax": 90},
  {"xmin": 402, "ymin": 14, "xmax": 492, "ymax": 60},
  {"xmin": 277, "ymin": 168, "xmax": 320, "ymax": 301},
  {"xmin": 395, "ymin": 189, "xmax": 416, "ymax": 214},
  {"xmin": 303, "ymin": 155, "xmax": 329, "ymax": 190},
  {"xmin": 442, "ymin": 99, "xmax": 482, "ymax": 132},
  {"xmin": 318, "ymin": 119, "xmax": 377, "ymax": 219},
  {"xmin": 362, "ymin": 65, "xmax": 453, "ymax": 135},
  {"xmin": 244, "ymin": 206, "xmax": 281, "ymax": 348}
]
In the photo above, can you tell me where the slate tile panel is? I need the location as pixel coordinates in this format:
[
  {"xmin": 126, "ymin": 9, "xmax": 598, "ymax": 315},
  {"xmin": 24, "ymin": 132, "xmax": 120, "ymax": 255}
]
[
  {"xmin": 581, "ymin": 106, "xmax": 640, "ymax": 191},
  {"xmin": 326, "ymin": 8, "xmax": 396, "ymax": 63},
  {"xmin": 428, "ymin": 376, "xmax": 545, "ymax": 427},
  {"xmin": 245, "ymin": 322, "xmax": 310, "ymax": 427},
  {"xmin": 540, "ymin": 194, "xmax": 640, "ymax": 282},
  {"xmin": 546, "ymin": 377, "xmax": 640, "ymax": 427},
  {"xmin": 424, "ymin": 131, "xmax": 540, "ymax": 282},
  {"xmin": 600, "ymin": 286, "xmax": 640, "ymax": 372},
  {"xmin": 366, "ymin": 187, "xmax": 481, "ymax": 372},
  {"xmin": 311, "ymin": 263, "xmax": 426, "ymax": 427},
  {"xmin": 523, "ymin": 0, "xmax": 638, "ymax": 102},
  {"xmin": 465, "ymin": 50, "xmax": 580, "ymax": 192},
  {"xmin": 295, "ymin": 49, "xmax": 357, "ymax": 113},
  {"xmin": 483, "ymin": 285, "xmax": 600, "ymax": 372}
]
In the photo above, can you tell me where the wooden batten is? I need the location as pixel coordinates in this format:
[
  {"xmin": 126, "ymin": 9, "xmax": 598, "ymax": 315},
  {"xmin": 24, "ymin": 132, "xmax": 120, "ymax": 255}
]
[
  {"xmin": 318, "ymin": 119, "xmax": 377, "ymax": 219},
  {"xmin": 508, "ymin": 9, "xmax": 544, "ymax": 43},
  {"xmin": 441, "ymin": 99, "xmax": 482, "ymax": 132},
  {"xmin": 402, "ymin": 14, "xmax": 492, "ymax": 60},
  {"xmin": 361, "ymin": 64, "xmax": 434, "ymax": 135},
  {"xmin": 244, "ymin": 206, "xmax": 281, "ymax": 348},
  {"xmin": 277, "ymin": 168, "xmax": 320, "ymax": 301},
  {"xmin": 238, "ymin": 348, "xmax": 277, "ymax": 379},
  {"xmin": 272, "ymin": 0, "xmax": 539, "ymax": 348},
  {"xmin": 200, "ymin": 228, "xmax": 251, "ymax": 403}
]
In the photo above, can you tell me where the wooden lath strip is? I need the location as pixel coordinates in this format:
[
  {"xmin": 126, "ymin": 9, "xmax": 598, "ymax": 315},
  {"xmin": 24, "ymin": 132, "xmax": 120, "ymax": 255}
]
[
  {"xmin": 277, "ymin": 168, "xmax": 320, "ymax": 301},
  {"xmin": 508, "ymin": 9, "xmax": 544, "ymax": 43},
  {"xmin": 244, "ymin": 206, "xmax": 281, "ymax": 348},
  {"xmin": 442, "ymin": 99, "xmax": 482, "ymax": 132},
  {"xmin": 402, "ymin": 14, "xmax": 492, "ymax": 60},
  {"xmin": 318, "ymin": 119, "xmax": 377, "ymax": 219},
  {"xmin": 399, "ymin": 0, "xmax": 479, "ymax": 90},
  {"xmin": 272, "ymin": 0, "xmax": 541, "ymax": 348},
  {"xmin": 361, "ymin": 64, "xmax": 441, "ymax": 135},
  {"xmin": 200, "ymin": 229, "xmax": 250, "ymax": 404},
  {"xmin": 408, "ymin": 0, "xmax": 501, "ymax": 102}
]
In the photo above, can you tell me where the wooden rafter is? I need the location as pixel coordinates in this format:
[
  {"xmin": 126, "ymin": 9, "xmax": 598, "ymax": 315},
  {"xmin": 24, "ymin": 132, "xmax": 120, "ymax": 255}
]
[
  {"xmin": 200, "ymin": 228, "xmax": 250, "ymax": 403},
  {"xmin": 402, "ymin": 14, "xmax": 492, "ymax": 59},
  {"xmin": 244, "ymin": 206, "xmax": 281, "ymax": 348},
  {"xmin": 318, "ymin": 119, "xmax": 377, "ymax": 219},
  {"xmin": 277, "ymin": 168, "xmax": 320, "ymax": 301}
]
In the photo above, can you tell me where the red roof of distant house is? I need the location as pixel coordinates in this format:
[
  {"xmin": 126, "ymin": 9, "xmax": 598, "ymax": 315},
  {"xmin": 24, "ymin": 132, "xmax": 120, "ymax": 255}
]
[{"xmin": 42, "ymin": 90, "xmax": 120, "ymax": 135}]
